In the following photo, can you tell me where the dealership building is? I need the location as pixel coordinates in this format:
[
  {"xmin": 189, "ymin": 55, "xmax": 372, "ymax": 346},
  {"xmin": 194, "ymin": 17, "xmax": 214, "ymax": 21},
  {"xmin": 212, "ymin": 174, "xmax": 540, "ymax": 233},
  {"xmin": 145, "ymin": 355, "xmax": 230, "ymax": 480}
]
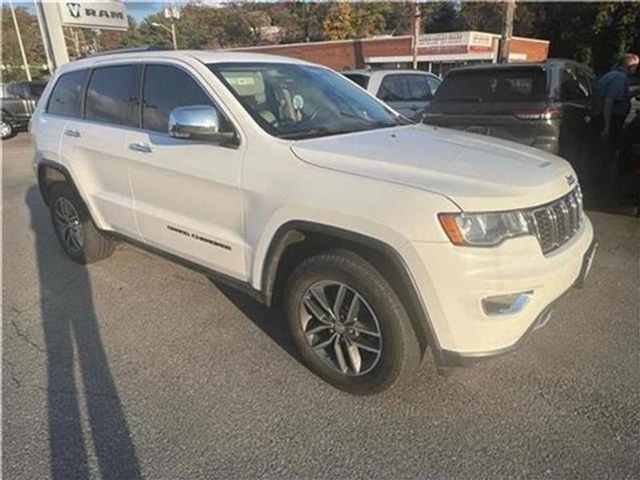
[{"xmin": 240, "ymin": 31, "xmax": 550, "ymax": 75}]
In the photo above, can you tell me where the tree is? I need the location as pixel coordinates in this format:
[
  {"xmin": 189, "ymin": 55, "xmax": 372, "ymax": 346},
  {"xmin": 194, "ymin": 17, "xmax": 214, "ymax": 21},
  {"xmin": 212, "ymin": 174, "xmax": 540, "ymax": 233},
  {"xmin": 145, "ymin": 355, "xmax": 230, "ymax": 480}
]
[
  {"xmin": 1, "ymin": 6, "xmax": 47, "ymax": 81},
  {"xmin": 323, "ymin": 2, "xmax": 356, "ymax": 41}
]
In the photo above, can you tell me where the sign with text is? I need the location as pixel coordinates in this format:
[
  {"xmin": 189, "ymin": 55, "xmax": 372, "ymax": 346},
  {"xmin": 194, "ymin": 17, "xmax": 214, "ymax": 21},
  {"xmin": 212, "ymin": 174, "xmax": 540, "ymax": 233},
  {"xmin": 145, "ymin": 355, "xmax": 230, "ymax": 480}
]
[
  {"xmin": 418, "ymin": 31, "xmax": 495, "ymax": 48},
  {"xmin": 59, "ymin": 1, "xmax": 128, "ymax": 31}
]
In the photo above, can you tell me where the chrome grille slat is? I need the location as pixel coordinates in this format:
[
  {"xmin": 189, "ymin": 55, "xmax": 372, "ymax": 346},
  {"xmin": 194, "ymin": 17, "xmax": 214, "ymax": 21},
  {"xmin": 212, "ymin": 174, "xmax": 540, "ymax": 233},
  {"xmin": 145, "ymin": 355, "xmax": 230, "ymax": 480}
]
[{"xmin": 528, "ymin": 188, "xmax": 582, "ymax": 255}]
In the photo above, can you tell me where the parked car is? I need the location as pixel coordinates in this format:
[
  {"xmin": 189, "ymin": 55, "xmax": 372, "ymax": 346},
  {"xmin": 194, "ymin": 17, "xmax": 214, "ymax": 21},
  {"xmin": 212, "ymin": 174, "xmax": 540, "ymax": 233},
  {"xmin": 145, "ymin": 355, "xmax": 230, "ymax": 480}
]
[
  {"xmin": 1, "ymin": 80, "xmax": 47, "ymax": 139},
  {"xmin": 31, "ymin": 50, "xmax": 596, "ymax": 394},
  {"xmin": 422, "ymin": 59, "xmax": 595, "ymax": 162},
  {"xmin": 342, "ymin": 69, "xmax": 441, "ymax": 120}
]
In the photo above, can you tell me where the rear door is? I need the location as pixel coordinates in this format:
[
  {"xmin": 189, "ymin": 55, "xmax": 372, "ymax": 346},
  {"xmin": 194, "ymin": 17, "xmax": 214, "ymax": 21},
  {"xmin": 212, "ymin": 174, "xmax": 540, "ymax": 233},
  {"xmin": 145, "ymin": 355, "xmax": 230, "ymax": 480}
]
[
  {"xmin": 558, "ymin": 64, "xmax": 592, "ymax": 159},
  {"xmin": 125, "ymin": 62, "xmax": 247, "ymax": 279},
  {"xmin": 32, "ymin": 69, "xmax": 88, "ymax": 174},
  {"xmin": 59, "ymin": 63, "xmax": 141, "ymax": 237}
]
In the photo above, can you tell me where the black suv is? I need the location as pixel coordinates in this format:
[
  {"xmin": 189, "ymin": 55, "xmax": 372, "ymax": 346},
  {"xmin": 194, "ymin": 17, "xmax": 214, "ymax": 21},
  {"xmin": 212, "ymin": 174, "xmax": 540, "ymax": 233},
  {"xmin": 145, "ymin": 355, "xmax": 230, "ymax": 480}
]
[
  {"xmin": 421, "ymin": 59, "xmax": 594, "ymax": 162},
  {"xmin": 1, "ymin": 80, "xmax": 47, "ymax": 140}
]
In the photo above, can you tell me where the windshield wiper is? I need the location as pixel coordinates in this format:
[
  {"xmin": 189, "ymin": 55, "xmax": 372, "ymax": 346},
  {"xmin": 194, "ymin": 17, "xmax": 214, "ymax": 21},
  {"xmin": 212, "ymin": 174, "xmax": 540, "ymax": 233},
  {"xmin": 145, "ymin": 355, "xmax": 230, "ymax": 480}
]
[
  {"xmin": 338, "ymin": 110, "xmax": 399, "ymax": 127},
  {"xmin": 280, "ymin": 128, "xmax": 345, "ymax": 140}
]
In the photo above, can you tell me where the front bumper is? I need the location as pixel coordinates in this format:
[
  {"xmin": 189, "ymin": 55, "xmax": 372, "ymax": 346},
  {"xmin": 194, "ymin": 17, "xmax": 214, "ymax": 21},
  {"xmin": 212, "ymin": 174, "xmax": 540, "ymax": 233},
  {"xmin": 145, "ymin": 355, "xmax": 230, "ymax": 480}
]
[{"xmin": 401, "ymin": 215, "xmax": 595, "ymax": 365}]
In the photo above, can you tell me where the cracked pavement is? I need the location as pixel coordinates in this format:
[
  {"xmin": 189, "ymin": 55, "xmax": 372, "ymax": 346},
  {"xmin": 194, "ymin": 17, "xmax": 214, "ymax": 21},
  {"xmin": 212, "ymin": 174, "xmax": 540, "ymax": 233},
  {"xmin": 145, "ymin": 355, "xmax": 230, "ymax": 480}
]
[{"xmin": 3, "ymin": 133, "xmax": 640, "ymax": 479}]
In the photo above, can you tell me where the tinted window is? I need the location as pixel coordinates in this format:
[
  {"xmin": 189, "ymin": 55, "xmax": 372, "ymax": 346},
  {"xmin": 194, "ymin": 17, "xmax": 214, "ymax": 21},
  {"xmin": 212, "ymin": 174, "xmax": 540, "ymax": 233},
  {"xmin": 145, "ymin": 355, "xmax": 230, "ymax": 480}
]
[
  {"xmin": 561, "ymin": 66, "xmax": 589, "ymax": 102},
  {"xmin": 344, "ymin": 73, "xmax": 370, "ymax": 89},
  {"xmin": 378, "ymin": 75, "xmax": 410, "ymax": 101},
  {"xmin": 435, "ymin": 68, "xmax": 547, "ymax": 103},
  {"xmin": 426, "ymin": 76, "xmax": 441, "ymax": 94},
  {"xmin": 143, "ymin": 65, "xmax": 219, "ymax": 133},
  {"xmin": 47, "ymin": 69, "xmax": 88, "ymax": 117},
  {"xmin": 405, "ymin": 75, "xmax": 433, "ymax": 101},
  {"xmin": 85, "ymin": 65, "xmax": 140, "ymax": 127}
]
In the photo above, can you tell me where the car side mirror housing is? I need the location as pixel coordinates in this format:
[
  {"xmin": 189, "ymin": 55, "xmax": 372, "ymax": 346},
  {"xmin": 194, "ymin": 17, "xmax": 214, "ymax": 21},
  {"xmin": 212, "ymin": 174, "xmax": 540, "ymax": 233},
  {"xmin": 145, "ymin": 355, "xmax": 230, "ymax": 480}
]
[{"xmin": 168, "ymin": 105, "xmax": 237, "ymax": 144}]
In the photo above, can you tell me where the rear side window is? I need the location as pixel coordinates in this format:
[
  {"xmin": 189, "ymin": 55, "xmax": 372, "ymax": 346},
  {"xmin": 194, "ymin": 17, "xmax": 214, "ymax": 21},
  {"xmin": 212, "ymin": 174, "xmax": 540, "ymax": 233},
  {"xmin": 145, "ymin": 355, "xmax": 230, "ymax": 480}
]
[
  {"xmin": 561, "ymin": 66, "xmax": 590, "ymax": 102},
  {"xmin": 85, "ymin": 65, "xmax": 141, "ymax": 127},
  {"xmin": 405, "ymin": 75, "xmax": 434, "ymax": 101},
  {"xmin": 142, "ymin": 65, "xmax": 217, "ymax": 133},
  {"xmin": 344, "ymin": 74, "xmax": 370, "ymax": 89},
  {"xmin": 47, "ymin": 69, "xmax": 88, "ymax": 117},
  {"xmin": 435, "ymin": 68, "xmax": 547, "ymax": 103},
  {"xmin": 378, "ymin": 74, "xmax": 410, "ymax": 101}
]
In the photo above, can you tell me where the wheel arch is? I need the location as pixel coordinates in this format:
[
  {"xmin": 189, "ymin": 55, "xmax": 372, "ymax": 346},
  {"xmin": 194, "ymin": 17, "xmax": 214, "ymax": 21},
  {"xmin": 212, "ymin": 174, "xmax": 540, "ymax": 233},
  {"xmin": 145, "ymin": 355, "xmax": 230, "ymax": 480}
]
[
  {"xmin": 37, "ymin": 160, "xmax": 83, "ymax": 208},
  {"xmin": 260, "ymin": 220, "xmax": 444, "ymax": 361}
]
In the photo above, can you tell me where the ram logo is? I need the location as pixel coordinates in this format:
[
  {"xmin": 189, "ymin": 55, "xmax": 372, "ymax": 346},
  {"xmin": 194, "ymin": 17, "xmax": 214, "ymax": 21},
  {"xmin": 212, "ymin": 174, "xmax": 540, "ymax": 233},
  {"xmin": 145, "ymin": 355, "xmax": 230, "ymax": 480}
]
[
  {"xmin": 565, "ymin": 174, "xmax": 576, "ymax": 187},
  {"xmin": 66, "ymin": 3, "xmax": 81, "ymax": 18}
]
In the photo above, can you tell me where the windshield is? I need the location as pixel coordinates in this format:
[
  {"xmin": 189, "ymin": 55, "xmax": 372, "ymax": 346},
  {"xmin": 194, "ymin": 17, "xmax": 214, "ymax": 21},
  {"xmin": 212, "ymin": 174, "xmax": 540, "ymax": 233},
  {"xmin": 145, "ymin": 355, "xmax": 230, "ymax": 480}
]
[
  {"xmin": 434, "ymin": 68, "xmax": 547, "ymax": 103},
  {"xmin": 208, "ymin": 62, "xmax": 404, "ymax": 139}
]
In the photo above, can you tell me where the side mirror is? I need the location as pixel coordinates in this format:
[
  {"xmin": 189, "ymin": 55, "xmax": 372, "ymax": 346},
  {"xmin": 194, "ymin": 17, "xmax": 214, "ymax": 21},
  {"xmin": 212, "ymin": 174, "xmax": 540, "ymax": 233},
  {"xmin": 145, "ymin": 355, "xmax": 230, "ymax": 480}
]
[{"xmin": 168, "ymin": 105, "xmax": 236, "ymax": 144}]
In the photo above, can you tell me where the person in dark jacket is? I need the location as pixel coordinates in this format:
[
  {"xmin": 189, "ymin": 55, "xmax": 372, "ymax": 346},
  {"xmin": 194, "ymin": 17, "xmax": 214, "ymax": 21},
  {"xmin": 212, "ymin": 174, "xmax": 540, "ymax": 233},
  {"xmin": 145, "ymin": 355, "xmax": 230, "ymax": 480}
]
[{"xmin": 592, "ymin": 53, "xmax": 638, "ymax": 161}]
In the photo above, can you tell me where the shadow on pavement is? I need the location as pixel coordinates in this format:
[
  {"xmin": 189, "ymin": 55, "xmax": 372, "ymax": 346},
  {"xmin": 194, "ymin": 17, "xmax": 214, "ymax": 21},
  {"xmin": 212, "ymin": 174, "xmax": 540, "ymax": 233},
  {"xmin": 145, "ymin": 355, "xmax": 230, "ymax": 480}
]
[
  {"xmin": 27, "ymin": 186, "xmax": 141, "ymax": 480},
  {"xmin": 213, "ymin": 281, "xmax": 301, "ymax": 362}
]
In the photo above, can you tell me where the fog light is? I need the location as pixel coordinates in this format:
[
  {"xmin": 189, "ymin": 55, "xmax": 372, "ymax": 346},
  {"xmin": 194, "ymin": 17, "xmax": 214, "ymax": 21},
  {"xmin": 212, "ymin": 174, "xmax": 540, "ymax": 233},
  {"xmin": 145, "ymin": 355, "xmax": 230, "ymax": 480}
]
[{"xmin": 482, "ymin": 291, "xmax": 533, "ymax": 316}]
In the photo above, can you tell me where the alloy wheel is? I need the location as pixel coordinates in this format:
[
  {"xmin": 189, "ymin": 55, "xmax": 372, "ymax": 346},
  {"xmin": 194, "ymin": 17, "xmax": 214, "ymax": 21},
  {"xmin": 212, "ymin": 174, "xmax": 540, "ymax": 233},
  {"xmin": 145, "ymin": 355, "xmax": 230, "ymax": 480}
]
[
  {"xmin": 0, "ymin": 121, "xmax": 12, "ymax": 139},
  {"xmin": 53, "ymin": 197, "xmax": 84, "ymax": 252},
  {"xmin": 299, "ymin": 280, "xmax": 382, "ymax": 376}
]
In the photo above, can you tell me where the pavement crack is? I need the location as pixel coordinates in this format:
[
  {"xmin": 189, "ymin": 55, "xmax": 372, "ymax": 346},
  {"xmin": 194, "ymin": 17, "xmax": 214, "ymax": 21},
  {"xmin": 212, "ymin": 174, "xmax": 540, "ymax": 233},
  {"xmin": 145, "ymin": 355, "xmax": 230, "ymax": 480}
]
[{"xmin": 9, "ymin": 315, "xmax": 44, "ymax": 353}]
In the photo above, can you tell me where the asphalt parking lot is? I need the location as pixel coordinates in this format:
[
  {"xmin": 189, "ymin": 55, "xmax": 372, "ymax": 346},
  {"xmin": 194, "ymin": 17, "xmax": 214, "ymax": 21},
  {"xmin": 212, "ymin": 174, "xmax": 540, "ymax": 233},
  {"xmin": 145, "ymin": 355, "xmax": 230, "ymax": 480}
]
[{"xmin": 3, "ymin": 133, "xmax": 639, "ymax": 479}]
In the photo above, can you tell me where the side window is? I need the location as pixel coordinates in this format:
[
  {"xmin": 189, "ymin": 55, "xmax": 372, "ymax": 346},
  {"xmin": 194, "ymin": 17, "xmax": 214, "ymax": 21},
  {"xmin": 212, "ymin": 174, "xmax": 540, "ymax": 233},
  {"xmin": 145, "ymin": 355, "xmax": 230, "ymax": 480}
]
[
  {"xmin": 142, "ymin": 64, "xmax": 230, "ymax": 133},
  {"xmin": 405, "ymin": 75, "xmax": 433, "ymax": 101},
  {"xmin": 85, "ymin": 65, "xmax": 140, "ymax": 127},
  {"xmin": 561, "ymin": 67, "xmax": 587, "ymax": 102},
  {"xmin": 344, "ymin": 74, "xmax": 370, "ymax": 89},
  {"xmin": 377, "ymin": 75, "xmax": 410, "ymax": 102},
  {"xmin": 46, "ymin": 69, "xmax": 88, "ymax": 117},
  {"xmin": 427, "ymin": 76, "xmax": 441, "ymax": 95}
]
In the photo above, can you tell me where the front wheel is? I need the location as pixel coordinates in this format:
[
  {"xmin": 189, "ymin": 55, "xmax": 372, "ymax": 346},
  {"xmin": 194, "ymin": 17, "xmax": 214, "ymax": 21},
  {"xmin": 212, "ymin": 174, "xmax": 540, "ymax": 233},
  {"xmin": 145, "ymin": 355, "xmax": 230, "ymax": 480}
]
[{"xmin": 284, "ymin": 250, "xmax": 420, "ymax": 395}]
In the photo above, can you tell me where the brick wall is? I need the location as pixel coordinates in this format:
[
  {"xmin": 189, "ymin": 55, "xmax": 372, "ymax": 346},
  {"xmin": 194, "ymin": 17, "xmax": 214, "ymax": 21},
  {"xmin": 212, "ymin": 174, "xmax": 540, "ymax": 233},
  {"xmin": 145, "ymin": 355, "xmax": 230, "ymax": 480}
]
[
  {"xmin": 510, "ymin": 37, "xmax": 549, "ymax": 62},
  {"xmin": 239, "ymin": 35, "xmax": 549, "ymax": 69}
]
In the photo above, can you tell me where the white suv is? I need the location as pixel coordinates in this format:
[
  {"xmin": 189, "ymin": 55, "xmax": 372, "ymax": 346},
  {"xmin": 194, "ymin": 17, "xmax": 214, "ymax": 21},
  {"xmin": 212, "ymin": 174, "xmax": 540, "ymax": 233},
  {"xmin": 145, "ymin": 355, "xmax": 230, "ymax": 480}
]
[{"xmin": 31, "ymin": 50, "xmax": 596, "ymax": 394}]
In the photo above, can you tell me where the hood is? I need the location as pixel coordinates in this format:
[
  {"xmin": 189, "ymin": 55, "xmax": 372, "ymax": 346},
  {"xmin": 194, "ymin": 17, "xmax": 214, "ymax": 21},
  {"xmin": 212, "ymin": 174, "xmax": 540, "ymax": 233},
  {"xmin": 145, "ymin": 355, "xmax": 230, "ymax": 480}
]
[{"xmin": 290, "ymin": 124, "xmax": 576, "ymax": 211}]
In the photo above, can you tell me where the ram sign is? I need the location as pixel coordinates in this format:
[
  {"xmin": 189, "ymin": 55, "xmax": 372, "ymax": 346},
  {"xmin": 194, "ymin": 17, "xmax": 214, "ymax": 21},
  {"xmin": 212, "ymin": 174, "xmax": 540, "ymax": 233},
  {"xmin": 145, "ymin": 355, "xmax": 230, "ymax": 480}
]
[{"xmin": 58, "ymin": 1, "xmax": 128, "ymax": 31}]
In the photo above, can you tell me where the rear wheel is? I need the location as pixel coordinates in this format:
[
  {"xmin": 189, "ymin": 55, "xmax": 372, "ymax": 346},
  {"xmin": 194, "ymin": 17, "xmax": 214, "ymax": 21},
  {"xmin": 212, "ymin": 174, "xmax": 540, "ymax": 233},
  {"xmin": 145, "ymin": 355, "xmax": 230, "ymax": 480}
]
[
  {"xmin": 48, "ymin": 183, "xmax": 115, "ymax": 264},
  {"xmin": 284, "ymin": 249, "xmax": 420, "ymax": 395},
  {"xmin": 0, "ymin": 118, "xmax": 15, "ymax": 140}
]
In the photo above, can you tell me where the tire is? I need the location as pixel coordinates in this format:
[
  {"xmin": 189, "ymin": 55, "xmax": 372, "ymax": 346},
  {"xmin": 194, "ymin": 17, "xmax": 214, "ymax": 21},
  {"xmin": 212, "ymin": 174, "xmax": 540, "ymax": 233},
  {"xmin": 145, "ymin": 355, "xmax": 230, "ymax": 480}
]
[
  {"xmin": 0, "ymin": 118, "xmax": 15, "ymax": 140},
  {"xmin": 48, "ymin": 183, "xmax": 115, "ymax": 264},
  {"xmin": 284, "ymin": 249, "xmax": 420, "ymax": 395}
]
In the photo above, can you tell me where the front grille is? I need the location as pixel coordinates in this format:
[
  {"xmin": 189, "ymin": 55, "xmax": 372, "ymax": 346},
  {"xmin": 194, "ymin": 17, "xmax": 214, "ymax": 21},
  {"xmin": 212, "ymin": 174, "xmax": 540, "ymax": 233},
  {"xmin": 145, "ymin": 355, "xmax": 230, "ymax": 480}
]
[{"xmin": 527, "ymin": 187, "xmax": 583, "ymax": 255}]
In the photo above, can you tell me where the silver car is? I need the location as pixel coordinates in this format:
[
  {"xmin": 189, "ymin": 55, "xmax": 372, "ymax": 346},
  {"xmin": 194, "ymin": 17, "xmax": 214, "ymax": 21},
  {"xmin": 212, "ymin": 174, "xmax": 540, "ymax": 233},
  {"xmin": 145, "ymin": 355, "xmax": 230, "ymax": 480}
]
[{"xmin": 342, "ymin": 69, "xmax": 441, "ymax": 121}]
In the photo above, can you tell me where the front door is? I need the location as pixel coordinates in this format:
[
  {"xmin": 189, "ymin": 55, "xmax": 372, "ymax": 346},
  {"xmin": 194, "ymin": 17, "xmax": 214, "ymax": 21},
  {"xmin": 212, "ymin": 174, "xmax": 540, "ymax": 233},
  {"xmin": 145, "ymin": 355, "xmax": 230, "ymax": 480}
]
[{"xmin": 126, "ymin": 63, "xmax": 247, "ymax": 280}]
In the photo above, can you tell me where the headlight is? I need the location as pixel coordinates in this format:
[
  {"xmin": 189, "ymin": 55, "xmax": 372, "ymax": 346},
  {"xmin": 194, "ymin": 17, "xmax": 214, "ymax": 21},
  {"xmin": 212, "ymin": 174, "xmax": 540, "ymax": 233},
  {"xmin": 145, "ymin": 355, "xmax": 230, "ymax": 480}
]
[{"xmin": 438, "ymin": 211, "xmax": 531, "ymax": 246}]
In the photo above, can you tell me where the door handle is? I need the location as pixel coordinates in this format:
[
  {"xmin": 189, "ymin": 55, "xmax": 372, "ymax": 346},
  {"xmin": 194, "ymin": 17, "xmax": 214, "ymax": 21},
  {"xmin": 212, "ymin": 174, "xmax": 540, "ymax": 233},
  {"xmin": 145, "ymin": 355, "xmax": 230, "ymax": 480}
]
[
  {"xmin": 129, "ymin": 142, "xmax": 152, "ymax": 153},
  {"xmin": 64, "ymin": 128, "xmax": 80, "ymax": 138}
]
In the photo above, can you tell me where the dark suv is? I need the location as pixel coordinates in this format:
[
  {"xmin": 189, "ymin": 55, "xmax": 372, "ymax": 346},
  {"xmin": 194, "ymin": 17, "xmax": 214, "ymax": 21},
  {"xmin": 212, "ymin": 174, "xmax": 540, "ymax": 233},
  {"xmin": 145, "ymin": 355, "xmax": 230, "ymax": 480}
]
[
  {"xmin": 1, "ymin": 80, "xmax": 47, "ymax": 139},
  {"xmin": 421, "ymin": 59, "xmax": 594, "ymax": 161}
]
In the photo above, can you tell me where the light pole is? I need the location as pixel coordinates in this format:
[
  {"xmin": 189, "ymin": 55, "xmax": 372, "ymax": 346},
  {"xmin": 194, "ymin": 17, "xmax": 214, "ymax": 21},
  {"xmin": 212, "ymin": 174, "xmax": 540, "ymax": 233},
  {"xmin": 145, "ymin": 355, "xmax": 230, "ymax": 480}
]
[{"xmin": 151, "ymin": 21, "xmax": 177, "ymax": 50}]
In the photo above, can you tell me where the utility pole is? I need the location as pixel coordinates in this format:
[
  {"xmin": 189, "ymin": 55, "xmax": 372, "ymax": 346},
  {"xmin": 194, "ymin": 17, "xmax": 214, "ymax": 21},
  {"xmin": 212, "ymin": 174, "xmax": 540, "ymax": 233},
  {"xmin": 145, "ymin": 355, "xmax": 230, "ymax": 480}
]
[
  {"xmin": 411, "ymin": 1, "xmax": 421, "ymax": 70},
  {"xmin": 499, "ymin": 0, "xmax": 516, "ymax": 63},
  {"xmin": 9, "ymin": 0, "xmax": 32, "ymax": 81}
]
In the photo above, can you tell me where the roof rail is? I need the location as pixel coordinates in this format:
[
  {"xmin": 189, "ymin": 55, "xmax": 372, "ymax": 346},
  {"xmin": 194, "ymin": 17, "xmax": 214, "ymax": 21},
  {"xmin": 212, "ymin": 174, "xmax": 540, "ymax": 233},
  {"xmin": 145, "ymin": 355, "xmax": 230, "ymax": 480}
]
[{"xmin": 80, "ymin": 45, "xmax": 171, "ymax": 59}]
